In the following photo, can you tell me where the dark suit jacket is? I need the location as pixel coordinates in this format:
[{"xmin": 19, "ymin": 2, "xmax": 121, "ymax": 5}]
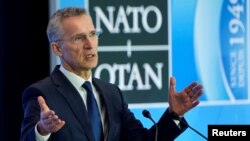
[{"xmin": 20, "ymin": 65, "xmax": 187, "ymax": 141}]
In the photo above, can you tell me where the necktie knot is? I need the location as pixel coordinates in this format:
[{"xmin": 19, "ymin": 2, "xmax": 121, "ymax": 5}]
[{"xmin": 82, "ymin": 81, "xmax": 92, "ymax": 93}]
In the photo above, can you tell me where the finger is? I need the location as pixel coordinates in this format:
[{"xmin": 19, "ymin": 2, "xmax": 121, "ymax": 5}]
[
  {"xmin": 190, "ymin": 89, "xmax": 203, "ymax": 101},
  {"xmin": 191, "ymin": 100, "xmax": 200, "ymax": 108},
  {"xmin": 186, "ymin": 83, "xmax": 201, "ymax": 97},
  {"xmin": 194, "ymin": 85, "xmax": 203, "ymax": 94},
  {"xmin": 169, "ymin": 76, "xmax": 176, "ymax": 95},
  {"xmin": 38, "ymin": 96, "xmax": 50, "ymax": 112},
  {"xmin": 41, "ymin": 110, "xmax": 55, "ymax": 117},
  {"xmin": 189, "ymin": 84, "xmax": 203, "ymax": 97},
  {"xmin": 184, "ymin": 81, "xmax": 198, "ymax": 94},
  {"xmin": 51, "ymin": 118, "xmax": 63, "ymax": 129},
  {"xmin": 50, "ymin": 119, "xmax": 65, "ymax": 132},
  {"xmin": 42, "ymin": 118, "xmax": 52, "ymax": 125},
  {"xmin": 41, "ymin": 113, "xmax": 55, "ymax": 125},
  {"xmin": 51, "ymin": 120, "xmax": 65, "ymax": 132},
  {"xmin": 50, "ymin": 115, "xmax": 60, "ymax": 125}
]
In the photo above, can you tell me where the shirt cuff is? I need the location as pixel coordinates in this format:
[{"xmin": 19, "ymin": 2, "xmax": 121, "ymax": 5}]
[
  {"xmin": 170, "ymin": 112, "xmax": 183, "ymax": 129},
  {"xmin": 35, "ymin": 123, "xmax": 51, "ymax": 141},
  {"xmin": 173, "ymin": 119, "xmax": 181, "ymax": 129}
]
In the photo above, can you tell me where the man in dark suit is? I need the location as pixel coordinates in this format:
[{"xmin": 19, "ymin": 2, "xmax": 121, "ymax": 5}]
[{"xmin": 20, "ymin": 7, "xmax": 203, "ymax": 141}]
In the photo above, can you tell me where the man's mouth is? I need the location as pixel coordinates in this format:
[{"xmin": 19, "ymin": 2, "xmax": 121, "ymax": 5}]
[{"xmin": 86, "ymin": 54, "xmax": 94, "ymax": 58}]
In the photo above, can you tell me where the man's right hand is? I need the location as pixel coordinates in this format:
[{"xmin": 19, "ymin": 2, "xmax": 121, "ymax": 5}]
[{"xmin": 37, "ymin": 96, "xmax": 65, "ymax": 136}]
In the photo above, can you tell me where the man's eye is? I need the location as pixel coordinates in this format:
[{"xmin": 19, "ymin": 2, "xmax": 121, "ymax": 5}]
[
  {"xmin": 89, "ymin": 32, "xmax": 97, "ymax": 38},
  {"xmin": 73, "ymin": 36, "xmax": 84, "ymax": 42}
]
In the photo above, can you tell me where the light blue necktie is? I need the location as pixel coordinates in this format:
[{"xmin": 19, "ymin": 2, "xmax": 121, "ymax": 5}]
[{"xmin": 82, "ymin": 81, "xmax": 103, "ymax": 141}]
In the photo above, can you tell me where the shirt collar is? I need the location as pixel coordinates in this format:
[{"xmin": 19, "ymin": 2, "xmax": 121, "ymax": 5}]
[{"xmin": 59, "ymin": 65, "xmax": 93, "ymax": 89}]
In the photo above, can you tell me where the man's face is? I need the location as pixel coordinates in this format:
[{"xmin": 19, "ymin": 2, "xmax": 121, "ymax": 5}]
[{"xmin": 58, "ymin": 15, "xmax": 99, "ymax": 72}]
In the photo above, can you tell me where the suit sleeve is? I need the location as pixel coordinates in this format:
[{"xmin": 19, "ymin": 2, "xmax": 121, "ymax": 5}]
[
  {"xmin": 20, "ymin": 86, "xmax": 43, "ymax": 141},
  {"xmin": 116, "ymin": 85, "xmax": 188, "ymax": 141}
]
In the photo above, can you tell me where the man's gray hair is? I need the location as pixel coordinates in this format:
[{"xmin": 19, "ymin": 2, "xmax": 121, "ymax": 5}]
[{"xmin": 46, "ymin": 7, "xmax": 89, "ymax": 43}]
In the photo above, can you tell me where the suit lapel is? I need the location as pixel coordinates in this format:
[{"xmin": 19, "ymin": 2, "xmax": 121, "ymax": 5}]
[
  {"xmin": 93, "ymin": 78, "xmax": 120, "ymax": 141},
  {"xmin": 50, "ymin": 66, "xmax": 95, "ymax": 141}
]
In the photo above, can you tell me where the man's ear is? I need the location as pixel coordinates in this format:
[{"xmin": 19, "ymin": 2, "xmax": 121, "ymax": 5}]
[{"xmin": 51, "ymin": 42, "xmax": 63, "ymax": 56}]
